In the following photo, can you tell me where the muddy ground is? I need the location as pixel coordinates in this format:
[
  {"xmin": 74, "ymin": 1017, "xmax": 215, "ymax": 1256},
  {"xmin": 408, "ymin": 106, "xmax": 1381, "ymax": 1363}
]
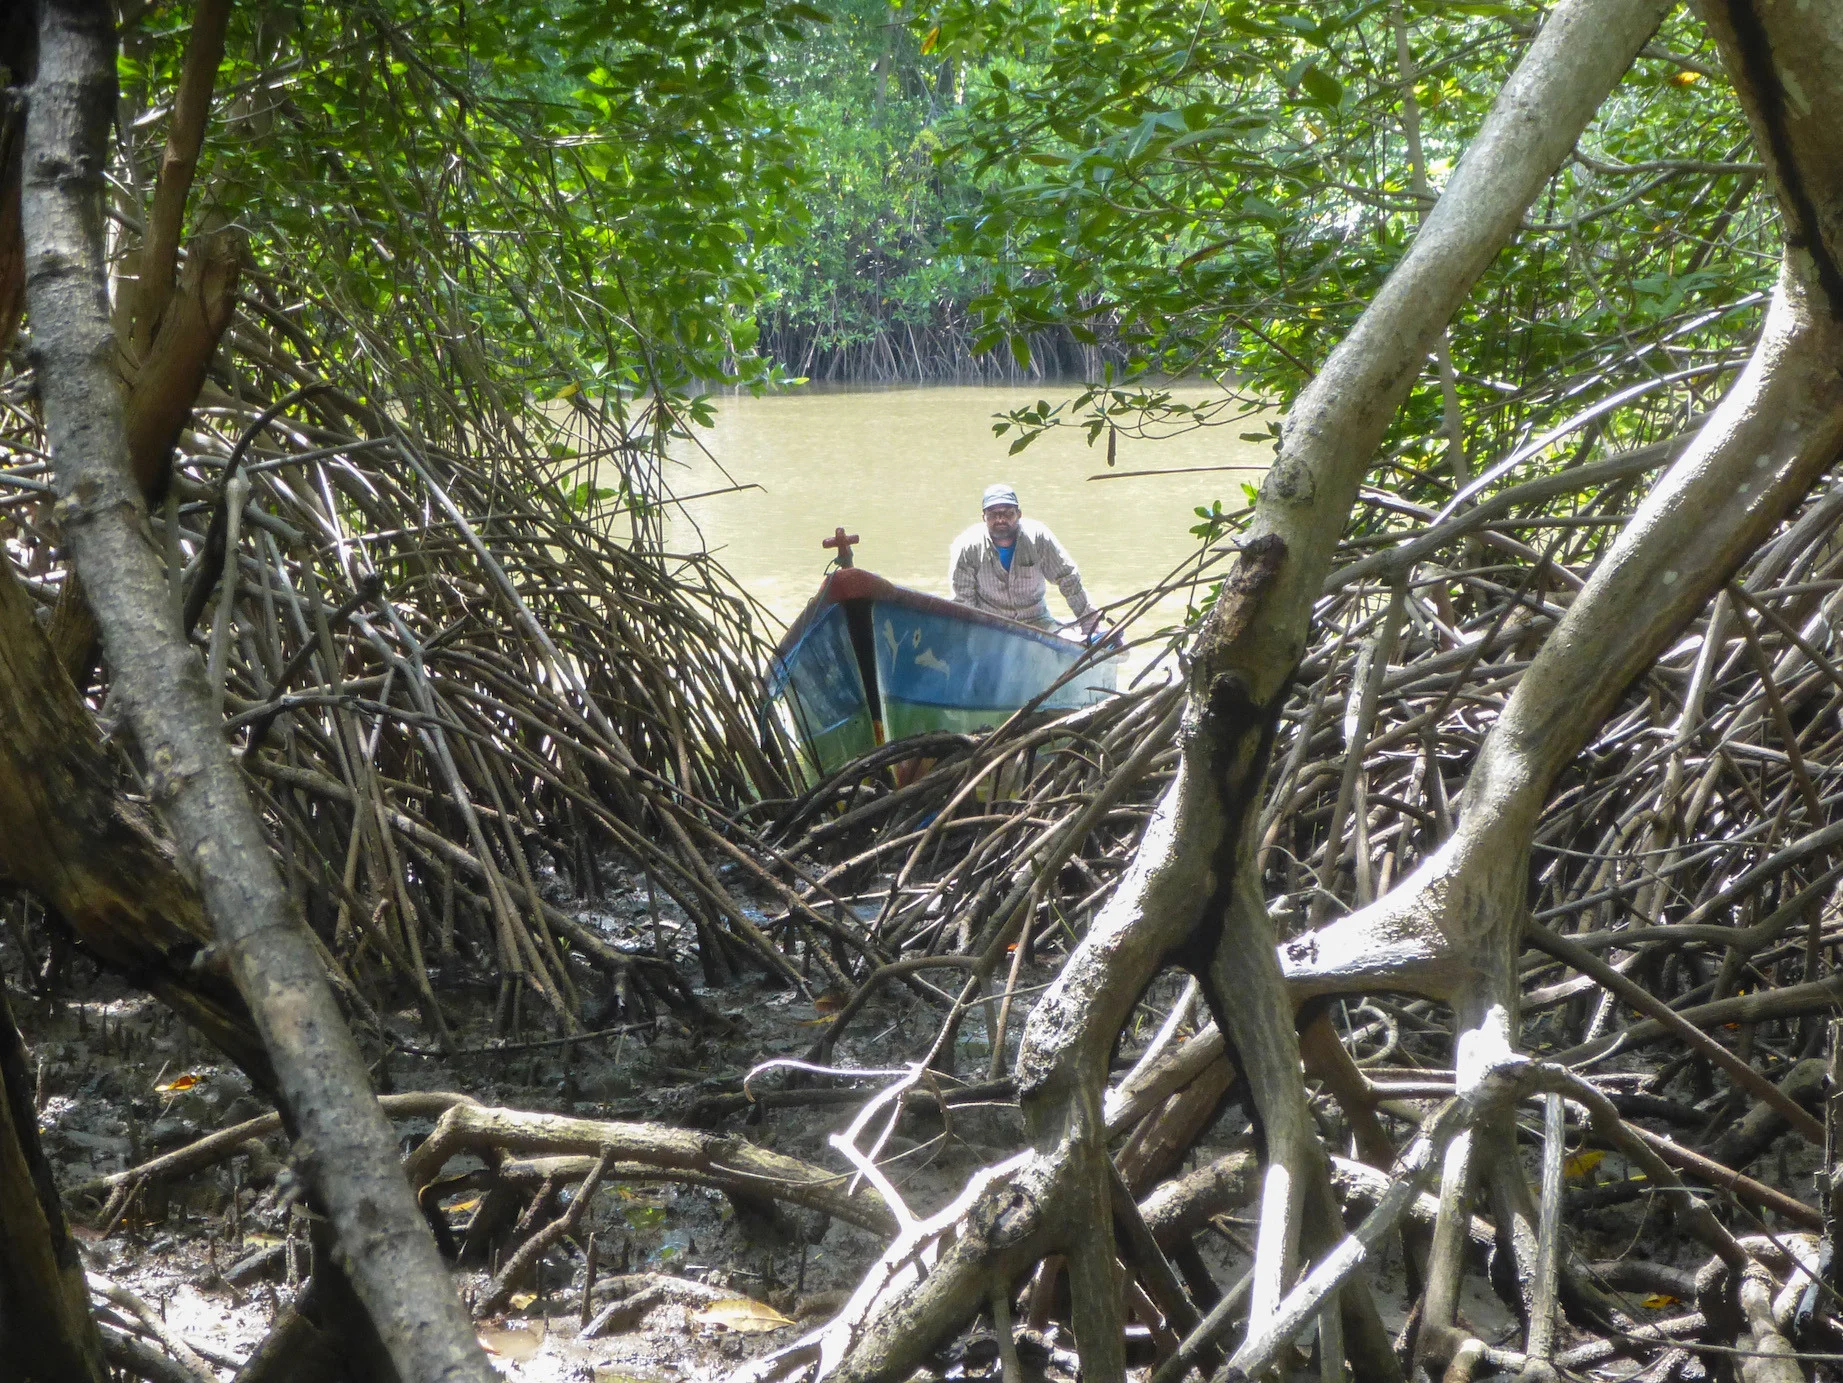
[
  {"xmin": 6, "ymin": 862, "xmax": 1821, "ymax": 1382},
  {"xmin": 8, "ymin": 863, "xmax": 1096, "ymax": 1383}
]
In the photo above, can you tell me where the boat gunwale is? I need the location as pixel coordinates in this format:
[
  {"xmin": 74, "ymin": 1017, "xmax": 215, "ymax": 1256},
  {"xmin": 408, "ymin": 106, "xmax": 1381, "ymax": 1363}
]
[{"xmin": 770, "ymin": 566, "xmax": 1087, "ymax": 666}]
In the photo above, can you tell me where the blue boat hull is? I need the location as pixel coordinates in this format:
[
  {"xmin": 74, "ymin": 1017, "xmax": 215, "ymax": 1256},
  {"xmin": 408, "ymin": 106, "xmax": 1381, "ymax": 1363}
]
[
  {"xmin": 767, "ymin": 568, "xmax": 1118, "ymax": 781},
  {"xmin": 763, "ymin": 602, "xmax": 879, "ymax": 779}
]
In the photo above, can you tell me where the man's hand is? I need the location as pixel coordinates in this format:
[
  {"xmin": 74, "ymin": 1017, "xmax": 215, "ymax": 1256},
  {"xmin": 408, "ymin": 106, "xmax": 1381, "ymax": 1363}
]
[{"xmin": 1080, "ymin": 610, "xmax": 1102, "ymax": 638}]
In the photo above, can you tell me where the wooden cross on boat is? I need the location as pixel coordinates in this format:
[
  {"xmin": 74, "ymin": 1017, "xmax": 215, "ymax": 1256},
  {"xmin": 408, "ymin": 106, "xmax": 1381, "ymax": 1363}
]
[{"xmin": 823, "ymin": 526, "xmax": 860, "ymax": 568}]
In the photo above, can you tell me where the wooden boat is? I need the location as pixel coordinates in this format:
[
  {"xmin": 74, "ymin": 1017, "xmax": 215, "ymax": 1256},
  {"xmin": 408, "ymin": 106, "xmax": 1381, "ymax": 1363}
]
[{"xmin": 765, "ymin": 534, "xmax": 1120, "ymax": 781}]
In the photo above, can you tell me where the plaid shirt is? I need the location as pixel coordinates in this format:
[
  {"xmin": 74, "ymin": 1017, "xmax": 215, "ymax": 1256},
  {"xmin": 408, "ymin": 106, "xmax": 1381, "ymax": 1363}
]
[{"xmin": 948, "ymin": 518, "xmax": 1095, "ymax": 626}]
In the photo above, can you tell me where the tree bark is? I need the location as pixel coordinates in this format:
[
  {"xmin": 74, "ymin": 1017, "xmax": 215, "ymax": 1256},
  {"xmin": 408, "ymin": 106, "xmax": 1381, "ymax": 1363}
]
[
  {"xmin": 124, "ymin": 226, "xmax": 241, "ymax": 498},
  {"xmin": 21, "ymin": 7, "xmax": 494, "ymax": 1382},
  {"xmin": 1700, "ymin": 0, "xmax": 1843, "ymax": 324},
  {"xmin": 46, "ymin": 0, "xmax": 239, "ymax": 680},
  {"xmin": 1282, "ymin": 269, "xmax": 1843, "ymax": 1014},
  {"xmin": 0, "ymin": 550, "xmax": 266, "ymax": 1079},
  {"xmin": 0, "ymin": 987, "xmax": 108, "ymax": 1383},
  {"xmin": 811, "ymin": 5, "xmax": 1677, "ymax": 1383},
  {"xmin": 1015, "ymin": 0, "xmax": 1676, "ymax": 1375},
  {"xmin": 125, "ymin": 0, "xmax": 230, "ymax": 363},
  {"xmin": 0, "ymin": 31, "xmax": 29, "ymax": 361},
  {"xmin": 1282, "ymin": 0, "xmax": 1843, "ymax": 1027},
  {"xmin": 47, "ymin": 225, "xmax": 242, "ymax": 681},
  {"xmin": 1268, "ymin": 0, "xmax": 1843, "ymax": 1360}
]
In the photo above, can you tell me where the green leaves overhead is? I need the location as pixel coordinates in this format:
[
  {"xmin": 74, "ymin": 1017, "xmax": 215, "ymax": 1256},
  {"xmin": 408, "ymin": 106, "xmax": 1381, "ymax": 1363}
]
[
  {"xmin": 125, "ymin": 0, "xmax": 821, "ymax": 457},
  {"xmin": 926, "ymin": 0, "xmax": 1774, "ymax": 502},
  {"xmin": 749, "ymin": 0, "xmax": 998, "ymax": 370},
  {"xmin": 117, "ymin": 0, "xmax": 1782, "ymax": 533}
]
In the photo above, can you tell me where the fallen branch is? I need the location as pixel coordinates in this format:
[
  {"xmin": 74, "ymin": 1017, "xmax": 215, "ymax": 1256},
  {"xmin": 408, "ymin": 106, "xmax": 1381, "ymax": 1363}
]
[{"xmin": 406, "ymin": 1101, "xmax": 897, "ymax": 1235}]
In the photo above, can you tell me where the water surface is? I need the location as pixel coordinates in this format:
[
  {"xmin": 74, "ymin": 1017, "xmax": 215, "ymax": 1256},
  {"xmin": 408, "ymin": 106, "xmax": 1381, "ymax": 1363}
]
[{"xmin": 659, "ymin": 384, "xmax": 1273, "ymax": 673}]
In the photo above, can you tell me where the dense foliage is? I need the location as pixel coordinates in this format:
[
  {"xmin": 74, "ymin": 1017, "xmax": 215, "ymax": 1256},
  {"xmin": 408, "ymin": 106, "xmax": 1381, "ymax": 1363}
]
[
  {"xmin": 926, "ymin": 1, "xmax": 1776, "ymax": 494},
  {"xmin": 121, "ymin": 0, "xmax": 815, "ymax": 460},
  {"xmin": 751, "ymin": 0, "xmax": 1046, "ymax": 379},
  {"xmin": 116, "ymin": 1, "xmax": 1790, "ymax": 514}
]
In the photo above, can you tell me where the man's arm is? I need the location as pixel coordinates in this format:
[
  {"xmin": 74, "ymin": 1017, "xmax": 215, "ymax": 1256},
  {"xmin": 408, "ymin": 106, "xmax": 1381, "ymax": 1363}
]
[
  {"xmin": 1036, "ymin": 528, "xmax": 1097, "ymax": 625},
  {"xmin": 950, "ymin": 532, "xmax": 981, "ymax": 605}
]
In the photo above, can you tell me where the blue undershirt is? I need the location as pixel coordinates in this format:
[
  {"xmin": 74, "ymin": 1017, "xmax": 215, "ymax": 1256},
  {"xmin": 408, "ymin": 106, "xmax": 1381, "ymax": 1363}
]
[{"xmin": 996, "ymin": 543, "xmax": 1015, "ymax": 570}]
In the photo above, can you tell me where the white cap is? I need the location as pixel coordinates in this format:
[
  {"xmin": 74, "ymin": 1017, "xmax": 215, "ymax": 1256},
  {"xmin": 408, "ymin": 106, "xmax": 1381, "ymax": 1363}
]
[{"xmin": 982, "ymin": 483, "xmax": 1020, "ymax": 511}]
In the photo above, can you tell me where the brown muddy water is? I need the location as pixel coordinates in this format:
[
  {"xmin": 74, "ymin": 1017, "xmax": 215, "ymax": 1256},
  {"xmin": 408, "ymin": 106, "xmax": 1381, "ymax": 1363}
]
[{"xmin": 659, "ymin": 384, "xmax": 1274, "ymax": 678}]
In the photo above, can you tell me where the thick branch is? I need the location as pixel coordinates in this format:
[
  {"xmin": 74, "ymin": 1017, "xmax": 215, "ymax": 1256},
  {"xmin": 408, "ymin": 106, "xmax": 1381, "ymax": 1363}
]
[
  {"xmin": 22, "ymin": 7, "xmax": 494, "ymax": 1382},
  {"xmin": 1702, "ymin": 0, "xmax": 1843, "ymax": 321},
  {"xmin": 405, "ymin": 1103, "xmax": 897, "ymax": 1236},
  {"xmin": 1286, "ymin": 268, "xmax": 1843, "ymax": 1007},
  {"xmin": 125, "ymin": 227, "xmax": 239, "ymax": 498},
  {"xmin": 1232, "ymin": 0, "xmax": 1675, "ymax": 693},
  {"xmin": 0, "ymin": 70, "xmax": 26, "ymax": 359},
  {"xmin": 0, "ymin": 988, "xmax": 108, "ymax": 1383},
  {"xmin": 810, "ymin": 9, "xmax": 1684, "ymax": 1383},
  {"xmin": 126, "ymin": 0, "xmax": 230, "ymax": 357},
  {"xmin": 0, "ymin": 552, "xmax": 265, "ymax": 1079}
]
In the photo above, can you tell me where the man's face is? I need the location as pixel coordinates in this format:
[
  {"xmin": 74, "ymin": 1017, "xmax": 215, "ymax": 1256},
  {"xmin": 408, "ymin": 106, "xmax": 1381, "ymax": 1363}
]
[{"xmin": 984, "ymin": 504, "xmax": 1021, "ymax": 546}]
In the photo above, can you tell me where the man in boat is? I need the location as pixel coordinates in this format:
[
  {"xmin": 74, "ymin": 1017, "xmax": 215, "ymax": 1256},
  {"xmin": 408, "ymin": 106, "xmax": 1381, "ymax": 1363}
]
[{"xmin": 950, "ymin": 483, "xmax": 1102, "ymax": 636}]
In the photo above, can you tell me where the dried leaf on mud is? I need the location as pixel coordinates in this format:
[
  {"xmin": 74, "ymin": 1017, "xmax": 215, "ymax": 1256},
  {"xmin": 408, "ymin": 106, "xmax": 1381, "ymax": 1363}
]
[
  {"xmin": 691, "ymin": 1298, "xmax": 795, "ymax": 1333},
  {"xmin": 1562, "ymin": 1149, "xmax": 1605, "ymax": 1181}
]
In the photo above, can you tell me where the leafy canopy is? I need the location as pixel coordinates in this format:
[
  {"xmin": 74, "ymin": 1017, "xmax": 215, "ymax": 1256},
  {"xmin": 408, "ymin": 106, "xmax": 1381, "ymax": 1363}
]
[
  {"xmin": 924, "ymin": 0, "xmax": 1772, "ymax": 499},
  {"xmin": 123, "ymin": 0, "xmax": 824, "ymax": 459}
]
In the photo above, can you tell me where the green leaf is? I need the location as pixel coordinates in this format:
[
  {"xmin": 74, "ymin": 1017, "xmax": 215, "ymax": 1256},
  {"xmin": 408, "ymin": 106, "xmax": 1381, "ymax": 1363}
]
[
  {"xmin": 1299, "ymin": 65, "xmax": 1344, "ymax": 109},
  {"xmin": 566, "ymin": 482, "xmax": 620, "ymax": 512}
]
